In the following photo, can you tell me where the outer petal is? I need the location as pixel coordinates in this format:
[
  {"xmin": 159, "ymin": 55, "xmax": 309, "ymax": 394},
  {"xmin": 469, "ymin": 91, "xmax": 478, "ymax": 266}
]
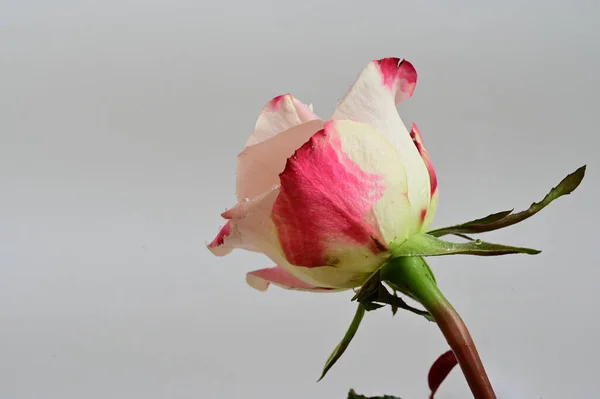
[
  {"xmin": 246, "ymin": 266, "xmax": 336, "ymax": 292},
  {"xmin": 271, "ymin": 119, "xmax": 410, "ymax": 276},
  {"xmin": 236, "ymin": 119, "xmax": 324, "ymax": 201},
  {"xmin": 245, "ymin": 94, "xmax": 319, "ymax": 147},
  {"xmin": 208, "ymin": 188, "xmax": 281, "ymax": 256},
  {"xmin": 236, "ymin": 93, "xmax": 322, "ymax": 202},
  {"xmin": 332, "ymin": 58, "xmax": 430, "ymax": 235},
  {"xmin": 410, "ymin": 123, "xmax": 438, "ymax": 231},
  {"xmin": 208, "ymin": 187, "xmax": 373, "ymax": 290}
]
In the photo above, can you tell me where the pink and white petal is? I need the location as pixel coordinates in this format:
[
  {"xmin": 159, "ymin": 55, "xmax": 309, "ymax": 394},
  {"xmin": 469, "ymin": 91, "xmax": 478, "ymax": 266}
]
[
  {"xmin": 290, "ymin": 265, "xmax": 373, "ymax": 289},
  {"xmin": 236, "ymin": 119, "xmax": 324, "ymax": 201},
  {"xmin": 245, "ymin": 94, "xmax": 320, "ymax": 147},
  {"xmin": 208, "ymin": 188, "xmax": 281, "ymax": 257},
  {"xmin": 249, "ymin": 232, "xmax": 377, "ymax": 289},
  {"xmin": 208, "ymin": 194, "xmax": 375, "ymax": 290},
  {"xmin": 410, "ymin": 123, "xmax": 438, "ymax": 197},
  {"xmin": 207, "ymin": 221, "xmax": 236, "ymax": 256},
  {"xmin": 246, "ymin": 266, "xmax": 337, "ymax": 292},
  {"xmin": 331, "ymin": 119, "xmax": 412, "ymax": 246},
  {"xmin": 271, "ymin": 119, "xmax": 409, "ymax": 272},
  {"xmin": 332, "ymin": 58, "xmax": 430, "ymax": 235},
  {"xmin": 249, "ymin": 241, "xmax": 375, "ymax": 290},
  {"xmin": 207, "ymin": 218, "xmax": 265, "ymax": 256},
  {"xmin": 410, "ymin": 123, "xmax": 439, "ymax": 231}
]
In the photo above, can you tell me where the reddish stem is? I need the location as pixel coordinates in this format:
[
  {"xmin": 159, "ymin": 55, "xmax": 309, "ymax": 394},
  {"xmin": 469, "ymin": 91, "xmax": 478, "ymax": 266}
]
[
  {"xmin": 387, "ymin": 257, "xmax": 496, "ymax": 398},
  {"xmin": 428, "ymin": 298, "xmax": 496, "ymax": 399}
]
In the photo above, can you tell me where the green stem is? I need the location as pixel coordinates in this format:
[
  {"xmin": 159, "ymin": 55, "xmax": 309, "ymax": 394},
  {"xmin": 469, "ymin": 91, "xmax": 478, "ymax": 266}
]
[{"xmin": 386, "ymin": 257, "xmax": 496, "ymax": 399}]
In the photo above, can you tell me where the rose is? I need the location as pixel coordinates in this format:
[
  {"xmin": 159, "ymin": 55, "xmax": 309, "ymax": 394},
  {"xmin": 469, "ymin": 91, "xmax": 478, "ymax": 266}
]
[
  {"xmin": 206, "ymin": 57, "xmax": 586, "ymax": 399},
  {"xmin": 207, "ymin": 57, "xmax": 438, "ymax": 292}
]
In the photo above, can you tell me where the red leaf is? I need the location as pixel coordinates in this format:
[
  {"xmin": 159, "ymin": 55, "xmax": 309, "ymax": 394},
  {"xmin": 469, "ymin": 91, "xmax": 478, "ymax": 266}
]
[{"xmin": 428, "ymin": 349, "xmax": 458, "ymax": 398}]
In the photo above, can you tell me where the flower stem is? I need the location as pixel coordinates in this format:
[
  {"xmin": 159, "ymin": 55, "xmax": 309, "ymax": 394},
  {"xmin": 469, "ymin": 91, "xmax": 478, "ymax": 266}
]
[
  {"xmin": 384, "ymin": 257, "xmax": 496, "ymax": 398},
  {"xmin": 424, "ymin": 291, "xmax": 496, "ymax": 398}
]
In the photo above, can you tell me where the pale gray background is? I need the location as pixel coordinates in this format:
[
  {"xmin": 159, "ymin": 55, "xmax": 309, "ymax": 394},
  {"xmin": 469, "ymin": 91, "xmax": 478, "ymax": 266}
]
[{"xmin": 1, "ymin": 0, "xmax": 599, "ymax": 398}]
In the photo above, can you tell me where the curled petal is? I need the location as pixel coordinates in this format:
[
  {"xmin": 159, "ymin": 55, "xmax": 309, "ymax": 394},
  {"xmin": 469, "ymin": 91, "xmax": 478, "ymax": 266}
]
[
  {"xmin": 236, "ymin": 119, "xmax": 324, "ymax": 201},
  {"xmin": 246, "ymin": 266, "xmax": 337, "ymax": 292},
  {"xmin": 207, "ymin": 221, "xmax": 235, "ymax": 256},
  {"xmin": 207, "ymin": 188, "xmax": 280, "ymax": 257},
  {"xmin": 236, "ymin": 94, "xmax": 323, "ymax": 202},
  {"xmin": 245, "ymin": 93, "xmax": 320, "ymax": 147},
  {"xmin": 332, "ymin": 58, "xmax": 430, "ymax": 234},
  {"xmin": 377, "ymin": 57, "xmax": 417, "ymax": 103}
]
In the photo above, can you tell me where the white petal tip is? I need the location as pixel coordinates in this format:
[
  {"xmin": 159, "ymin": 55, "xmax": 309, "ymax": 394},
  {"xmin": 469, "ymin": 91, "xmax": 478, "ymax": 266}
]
[
  {"xmin": 246, "ymin": 274, "xmax": 270, "ymax": 291},
  {"xmin": 207, "ymin": 244, "xmax": 233, "ymax": 257}
]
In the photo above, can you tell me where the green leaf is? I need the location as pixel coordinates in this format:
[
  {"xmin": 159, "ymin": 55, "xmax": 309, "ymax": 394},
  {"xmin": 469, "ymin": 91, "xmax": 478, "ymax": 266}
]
[
  {"xmin": 390, "ymin": 233, "xmax": 541, "ymax": 257},
  {"xmin": 348, "ymin": 389, "xmax": 403, "ymax": 399},
  {"xmin": 361, "ymin": 302, "xmax": 385, "ymax": 311},
  {"xmin": 428, "ymin": 165, "xmax": 586, "ymax": 237},
  {"xmin": 428, "ymin": 350, "xmax": 458, "ymax": 399},
  {"xmin": 318, "ymin": 303, "xmax": 366, "ymax": 381}
]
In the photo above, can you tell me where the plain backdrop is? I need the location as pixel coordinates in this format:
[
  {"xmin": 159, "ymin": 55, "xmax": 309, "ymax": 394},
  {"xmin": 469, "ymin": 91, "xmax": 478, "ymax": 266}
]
[{"xmin": 1, "ymin": 1, "xmax": 599, "ymax": 398}]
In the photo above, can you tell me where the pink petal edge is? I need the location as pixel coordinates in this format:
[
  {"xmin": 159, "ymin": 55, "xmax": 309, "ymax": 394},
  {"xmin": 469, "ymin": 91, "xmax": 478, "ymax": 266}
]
[
  {"xmin": 246, "ymin": 266, "xmax": 334, "ymax": 291},
  {"xmin": 235, "ymin": 119, "xmax": 324, "ymax": 201},
  {"xmin": 207, "ymin": 221, "xmax": 234, "ymax": 256},
  {"xmin": 410, "ymin": 123, "xmax": 438, "ymax": 228},
  {"xmin": 375, "ymin": 57, "xmax": 418, "ymax": 103},
  {"xmin": 410, "ymin": 123, "xmax": 438, "ymax": 196},
  {"xmin": 208, "ymin": 188, "xmax": 282, "ymax": 256},
  {"xmin": 245, "ymin": 93, "xmax": 320, "ymax": 147}
]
